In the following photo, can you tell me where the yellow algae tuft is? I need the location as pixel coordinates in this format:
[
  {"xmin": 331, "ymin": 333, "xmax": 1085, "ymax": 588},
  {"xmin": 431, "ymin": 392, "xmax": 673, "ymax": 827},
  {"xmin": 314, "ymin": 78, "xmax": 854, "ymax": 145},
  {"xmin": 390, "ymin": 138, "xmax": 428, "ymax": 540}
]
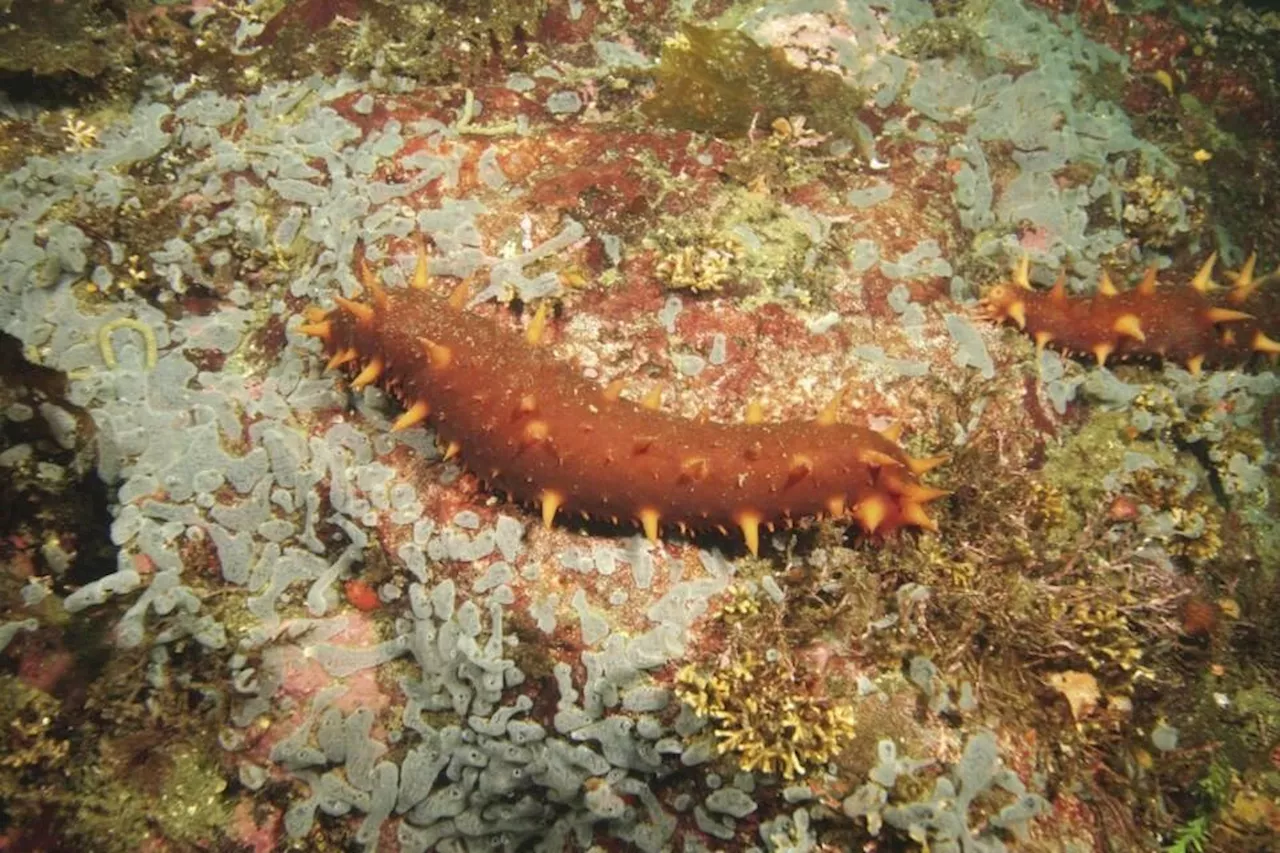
[{"xmin": 676, "ymin": 647, "xmax": 855, "ymax": 780}]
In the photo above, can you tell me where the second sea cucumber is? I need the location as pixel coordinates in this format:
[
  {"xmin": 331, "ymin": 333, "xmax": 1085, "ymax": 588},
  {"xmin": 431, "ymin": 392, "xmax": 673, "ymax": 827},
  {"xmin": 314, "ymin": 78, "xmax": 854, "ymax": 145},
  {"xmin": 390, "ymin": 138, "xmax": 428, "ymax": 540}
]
[
  {"xmin": 299, "ymin": 240, "xmax": 948, "ymax": 556},
  {"xmin": 981, "ymin": 253, "xmax": 1280, "ymax": 373}
]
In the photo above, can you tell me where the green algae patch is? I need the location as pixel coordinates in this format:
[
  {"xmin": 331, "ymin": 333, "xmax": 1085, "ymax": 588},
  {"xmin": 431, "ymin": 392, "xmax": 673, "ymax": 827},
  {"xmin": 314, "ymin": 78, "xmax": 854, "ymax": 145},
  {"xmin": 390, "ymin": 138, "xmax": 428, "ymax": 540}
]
[
  {"xmin": 643, "ymin": 24, "xmax": 867, "ymax": 141},
  {"xmin": 0, "ymin": 0, "xmax": 132, "ymax": 79},
  {"xmin": 1035, "ymin": 411, "xmax": 1148, "ymax": 550},
  {"xmin": 71, "ymin": 740, "xmax": 231, "ymax": 852},
  {"xmin": 256, "ymin": 0, "xmax": 549, "ymax": 84},
  {"xmin": 645, "ymin": 182, "xmax": 832, "ymax": 300}
]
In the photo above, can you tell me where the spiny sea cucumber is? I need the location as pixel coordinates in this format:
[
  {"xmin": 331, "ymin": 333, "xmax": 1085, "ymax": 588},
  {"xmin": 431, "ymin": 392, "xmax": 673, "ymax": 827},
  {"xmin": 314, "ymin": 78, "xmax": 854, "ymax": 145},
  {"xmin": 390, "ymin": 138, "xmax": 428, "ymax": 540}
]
[
  {"xmin": 299, "ymin": 240, "xmax": 948, "ymax": 556},
  {"xmin": 982, "ymin": 254, "xmax": 1280, "ymax": 374}
]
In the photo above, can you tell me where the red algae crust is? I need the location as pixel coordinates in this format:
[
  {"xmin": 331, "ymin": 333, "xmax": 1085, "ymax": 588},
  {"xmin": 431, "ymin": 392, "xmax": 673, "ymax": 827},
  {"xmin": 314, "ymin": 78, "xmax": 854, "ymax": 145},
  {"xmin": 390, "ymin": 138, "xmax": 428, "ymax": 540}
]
[
  {"xmin": 301, "ymin": 246, "xmax": 947, "ymax": 556},
  {"xmin": 982, "ymin": 254, "xmax": 1280, "ymax": 373}
]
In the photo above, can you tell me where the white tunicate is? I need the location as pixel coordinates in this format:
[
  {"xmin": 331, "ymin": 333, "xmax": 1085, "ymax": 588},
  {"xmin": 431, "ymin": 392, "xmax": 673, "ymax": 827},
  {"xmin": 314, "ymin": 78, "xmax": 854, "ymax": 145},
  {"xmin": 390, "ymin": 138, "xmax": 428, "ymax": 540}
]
[
  {"xmin": 494, "ymin": 514, "xmax": 524, "ymax": 561},
  {"xmin": 452, "ymin": 510, "xmax": 481, "ymax": 529},
  {"xmin": 944, "ymin": 313, "xmax": 995, "ymax": 378},
  {"xmin": 0, "ymin": 619, "xmax": 37, "ymax": 652},
  {"xmin": 545, "ymin": 90, "xmax": 583, "ymax": 115},
  {"xmin": 705, "ymin": 787, "xmax": 757, "ymax": 818},
  {"xmin": 473, "ymin": 562, "xmax": 514, "ymax": 593},
  {"xmin": 658, "ymin": 296, "xmax": 682, "ymax": 333},
  {"xmin": 675, "ymin": 353, "xmax": 706, "ymax": 377},
  {"xmin": 390, "ymin": 483, "xmax": 417, "ymax": 511},
  {"xmin": 1151, "ymin": 721, "xmax": 1179, "ymax": 752}
]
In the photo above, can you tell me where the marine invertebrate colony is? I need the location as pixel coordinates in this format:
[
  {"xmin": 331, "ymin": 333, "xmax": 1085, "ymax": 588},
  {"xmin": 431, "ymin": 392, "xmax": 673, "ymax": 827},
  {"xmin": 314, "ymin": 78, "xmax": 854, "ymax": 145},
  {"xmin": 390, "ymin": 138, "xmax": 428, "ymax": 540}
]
[
  {"xmin": 676, "ymin": 651, "xmax": 856, "ymax": 780},
  {"xmin": 300, "ymin": 242, "xmax": 947, "ymax": 556},
  {"xmin": 982, "ymin": 254, "xmax": 1280, "ymax": 373}
]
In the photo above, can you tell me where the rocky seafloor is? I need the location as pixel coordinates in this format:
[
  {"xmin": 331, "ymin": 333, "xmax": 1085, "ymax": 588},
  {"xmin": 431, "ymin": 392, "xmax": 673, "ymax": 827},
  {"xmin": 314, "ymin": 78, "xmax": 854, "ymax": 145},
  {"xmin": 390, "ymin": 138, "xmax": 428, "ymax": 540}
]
[{"xmin": 1, "ymin": 0, "xmax": 1280, "ymax": 851}]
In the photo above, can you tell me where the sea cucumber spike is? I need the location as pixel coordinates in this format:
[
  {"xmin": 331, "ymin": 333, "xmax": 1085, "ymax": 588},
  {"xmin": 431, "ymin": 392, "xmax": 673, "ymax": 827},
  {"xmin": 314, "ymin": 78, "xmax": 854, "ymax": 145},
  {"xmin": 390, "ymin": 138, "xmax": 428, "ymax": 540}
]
[
  {"xmin": 1034, "ymin": 330, "xmax": 1053, "ymax": 354},
  {"xmin": 1005, "ymin": 298, "xmax": 1027, "ymax": 329},
  {"xmin": 1253, "ymin": 331, "xmax": 1280, "ymax": 355},
  {"xmin": 1012, "ymin": 255, "xmax": 1032, "ymax": 289},
  {"xmin": 638, "ymin": 508, "xmax": 660, "ymax": 542},
  {"xmin": 448, "ymin": 280, "xmax": 470, "ymax": 309},
  {"xmin": 412, "ymin": 235, "xmax": 431, "ymax": 290},
  {"xmin": 852, "ymin": 495, "xmax": 889, "ymax": 533},
  {"xmin": 1113, "ymin": 314, "xmax": 1145, "ymax": 342},
  {"xmin": 298, "ymin": 320, "xmax": 332, "ymax": 340},
  {"xmin": 1092, "ymin": 343, "xmax": 1113, "ymax": 367},
  {"xmin": 1098, "ymin": 270, "xmax": 1119, "ymax": 296},
  {"xmin": 858, "ymin": 448, "xmax": 901, "ymax": 469},
  {"xmin": 1186, "ymin": 354, "xmax": 1205, "ymax": 376},
  {"xmin": 1136, "ymin": 265, "xmax": 1159, "ymax": 296},
  {"xmin": 335, "ymin": 295, "xmax": 376, "ymax": 323},
  {"xmin": 392, "ymin": 400, "xmax": 431, "ymax": 431},
  {"xmin": 676, "ymin": 521, "xmax": 688, "ymax": 535},
  {"xmin": 1229, "ymin": 279, "xmax": 1261, "ymax": 305},
  {"xmin": 787, "ymin": 455, "xmax": 813, "ymax": 485},
  {"xmin": 825, "ymin": 495, "xmax": 846, "ymax": 517},
  {"xmin": 326, "ymin": 347, "xmax": 358, "ymax": 371},
  {"xmin": 1190, "ymin": 252, "xmax": 1218, "ymax": 293},
  {"xmin": 679, "ymin": 456, "xmax": 710, "ymax": 482},
  {"xmin": 900, "ymin": 500, "xmax": 937, "ymax": 532},
  {"xmin": 816, "ymin": 389, "xmax": 845, "ymax": 426},
  {"xmin": 357, "ymin": 255, "xmax": 389, "ymax": 312},
  {"xmin": 526, "ymin": 301, "xmax": 550, "ymax": 346},
  {"xmin": 1048, "ymin": 271, "xmax": 1068, "ymax": 302},
  {"xmin": 303, "ymin": 305, "xmax": 329, "ymax": 322},
  {"xmin": 744, "ymin": 401, "xmax": 764, "ymax": 424},
  {"xmin": 541, "ymin": 489, "xmax": 563, "ymax": 528},
  {"xmin": 517, "ymin": 394, "xmax": 538, "ymax": 415},
  {"xmin": 633, "ymin": 436, "xmax": 654, "ymax": 454},
  {"xmin": 352, "ymin": 356, "xmax": 384, "ymax": 389},
  {"xmin": 419, "ymin": 337, "xmax": 454, "ymax": 368},
  {"xmin": 443, "ymin": 440, "xmax": 461, "ymax": 461},
  {"xmin": 641, "ymin": 386, "xmax": 663, "ymax": 410},
  {"xmin": 878, "ymin": 421, "xmax": 904, "ymax": 443},
  {"xmin": 1236, "ymin": 252, "xmax": 1258, "ymax": 287},
  {"xmin": 356, "ymin": 251, "xmax": 375, "ymax": 286},
  {"xmin": 906, "ymin": 454, "xmax": 948, "ymax": 476},
  {"xmin": 878, "ymin": 468, "xmax": 909, "ymax": 495},
  {"xmin": 521, "ymin": 420, "xmax": 550, "ymax": 446},
  {"xmin": 736, "ymin": 510, "xmax": 762, "ymax": 557},
  {"xmin": 1205, "ymin": 307, "xmax": 1254, "ymax": 324},
  {"xmin": 901, "ymin": 483, "xmax": 950, "ymax": 504},
  {"xmin": 602, "ymin": 379, "xmax": 626, "ymax": 402}
]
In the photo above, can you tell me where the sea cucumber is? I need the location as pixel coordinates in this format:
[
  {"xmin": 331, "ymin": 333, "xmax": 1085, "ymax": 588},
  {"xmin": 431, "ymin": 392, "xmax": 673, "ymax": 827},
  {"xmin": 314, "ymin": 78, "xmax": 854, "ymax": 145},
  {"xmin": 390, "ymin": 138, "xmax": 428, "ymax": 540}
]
[
  {"xmin": 299, "ymin": 241, "xmax": 948, "ymax": 556},
  {"xmin": 981, "ymin": 254, "xmax": 1280, "ymax": 374}
]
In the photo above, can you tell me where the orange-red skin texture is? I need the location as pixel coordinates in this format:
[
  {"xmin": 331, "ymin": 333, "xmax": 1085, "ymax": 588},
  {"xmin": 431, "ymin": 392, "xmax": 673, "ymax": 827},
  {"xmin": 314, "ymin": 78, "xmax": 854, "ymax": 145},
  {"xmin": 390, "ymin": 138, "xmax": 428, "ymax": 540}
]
[
  {"xmin": 321, "ymin": 288, "xmax": 927, "ymax": 536},
  {"xmin": 988, "ymin": 277, "xmax": 1279, "ymax": 367}
]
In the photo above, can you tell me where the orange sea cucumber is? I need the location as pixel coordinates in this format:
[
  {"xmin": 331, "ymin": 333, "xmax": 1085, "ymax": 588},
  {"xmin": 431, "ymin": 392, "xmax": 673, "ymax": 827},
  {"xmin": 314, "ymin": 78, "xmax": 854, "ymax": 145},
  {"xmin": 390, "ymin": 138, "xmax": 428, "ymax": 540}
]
[
  {"xmin": 298, "ymin": 242, "xmax": 947, "ymax": 556},
  {"xmin": 981, "ymin": 254, "xmax": 1280, "ymax": 374}
]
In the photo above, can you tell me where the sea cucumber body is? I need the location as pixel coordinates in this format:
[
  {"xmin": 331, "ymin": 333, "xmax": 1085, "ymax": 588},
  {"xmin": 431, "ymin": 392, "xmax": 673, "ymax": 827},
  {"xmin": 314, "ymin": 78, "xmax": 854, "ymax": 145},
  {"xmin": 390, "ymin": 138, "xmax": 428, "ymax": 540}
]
[
  {"xmin": 982, "ymin": 257, "xmax": 1280, "ymax": 370},
  {"xmin": 310, "ymin": 275, "xmax": 939, "ymax": 551}
]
